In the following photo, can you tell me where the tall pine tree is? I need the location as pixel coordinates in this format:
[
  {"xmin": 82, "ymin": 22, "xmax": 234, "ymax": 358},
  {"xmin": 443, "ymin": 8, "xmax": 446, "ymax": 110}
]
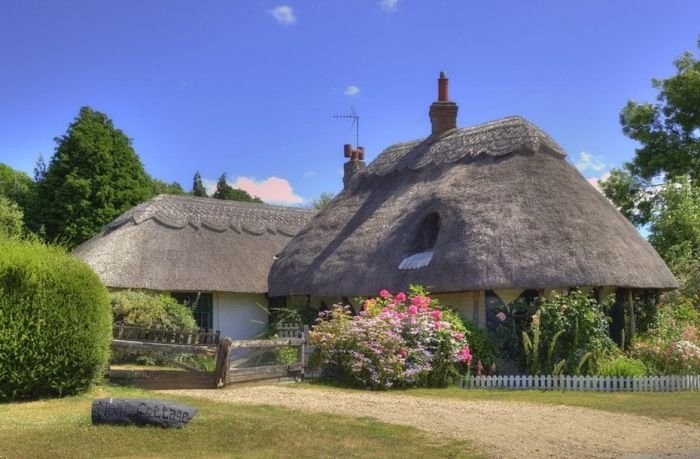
[
  {"xmin": 37, "ymin": 107, "xmax": 154, "ymax": 247},
  {"xmin": 192, "ymin": 171, "xmax": 207, "ymax": 197}
]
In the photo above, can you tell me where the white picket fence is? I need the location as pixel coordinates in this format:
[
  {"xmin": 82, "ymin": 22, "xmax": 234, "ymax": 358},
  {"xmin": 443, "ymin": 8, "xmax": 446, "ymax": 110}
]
[{"xmin": 459, "ymin": 374, "xmax": 700, "ymax": 392}]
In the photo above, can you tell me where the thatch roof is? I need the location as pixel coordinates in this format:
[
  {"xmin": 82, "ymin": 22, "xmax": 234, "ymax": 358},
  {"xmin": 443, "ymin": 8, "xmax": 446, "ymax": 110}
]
[
  {"xmin": 268, "ymin": 116, "xmax": 678, "ymax": 297},
  {"xmin": 74, "ymin": 195, "xmax": 315, "ymax": 293}
]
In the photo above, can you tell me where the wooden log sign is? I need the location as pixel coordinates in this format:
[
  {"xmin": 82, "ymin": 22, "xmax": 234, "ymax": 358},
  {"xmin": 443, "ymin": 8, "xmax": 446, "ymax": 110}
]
[{"xmin": 91, "ymin": 398, "xmax": 197, "ymax": 428}]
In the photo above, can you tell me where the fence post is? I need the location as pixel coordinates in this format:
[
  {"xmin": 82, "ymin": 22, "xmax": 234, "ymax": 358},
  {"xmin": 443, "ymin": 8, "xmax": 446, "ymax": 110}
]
[{"xmin": 213, "ymin": 337, "xmax": 233, "ymax": 388}]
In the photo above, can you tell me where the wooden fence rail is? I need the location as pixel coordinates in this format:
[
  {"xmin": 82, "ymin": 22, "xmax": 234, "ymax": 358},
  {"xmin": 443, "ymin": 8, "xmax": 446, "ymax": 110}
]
[
  {"xmin": 460, "ymin": 375, "xmax": 700, "ymax": 392},
  {"xmin": 113, "ymin": 324, "xmax": 220, "ymax": 346}
]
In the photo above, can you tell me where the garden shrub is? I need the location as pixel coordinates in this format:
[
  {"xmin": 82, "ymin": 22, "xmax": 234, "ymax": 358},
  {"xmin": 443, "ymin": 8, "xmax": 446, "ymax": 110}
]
[
  {"xmin": 495, "ymin": 291, "xmax": 617, "ymax": 375},
  {"xmin": 0, "ymin": 237, "xmax": 111, "ymax": 400},
  {"xmin": 111, "ymin": 291, "xmax": 197, "ymax": 330},
  {"xmin": 598, "ymin": 356, "xmax": 647, "ymax": 377},
  {"xmin": 631, "ymin": 302, "xmax": 700, "ymax": 375},
  {"xmin": 309, "ymin": 285, "xmax": 472, "ymax": 389}
]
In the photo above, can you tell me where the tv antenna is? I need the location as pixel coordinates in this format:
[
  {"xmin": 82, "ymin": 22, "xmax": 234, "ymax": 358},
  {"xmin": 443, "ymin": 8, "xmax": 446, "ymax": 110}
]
[{"xmin": 333, "ymin": 106, "xmax": 360, "ymax": 149}]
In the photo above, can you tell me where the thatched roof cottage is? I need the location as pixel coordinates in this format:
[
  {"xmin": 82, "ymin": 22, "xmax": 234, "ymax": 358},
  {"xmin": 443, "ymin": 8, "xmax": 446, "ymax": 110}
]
[
  {"xmin": 74, "ymin": 194, "xmax": 315, "ymax": 339},
  {"xmin": 268, "ymin": 73, "xmax": 678, "ymax": 341}
]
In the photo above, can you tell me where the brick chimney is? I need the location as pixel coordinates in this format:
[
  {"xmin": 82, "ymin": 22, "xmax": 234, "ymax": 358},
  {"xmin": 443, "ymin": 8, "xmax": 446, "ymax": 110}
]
[
  {"xmin": 343, "ymin": 144, "xmax": 365, "ymax": 188},
  {"xmin": 429, "ymin": 71, "xmax": 458, "ymax": 136}
]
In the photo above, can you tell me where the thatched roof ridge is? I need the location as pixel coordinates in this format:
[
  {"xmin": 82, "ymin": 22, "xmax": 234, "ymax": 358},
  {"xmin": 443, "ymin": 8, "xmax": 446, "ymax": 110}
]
[
  {"xmin": 74, "ymin": 195, "xmax": 315, "ymax": 293},
  {"xmin": 268, "ymin": 116, "xmax": 678, "ymax": 297},
  {"xmin": 364, "ymin": 116, "xmax": 565, "ymax": 177}
]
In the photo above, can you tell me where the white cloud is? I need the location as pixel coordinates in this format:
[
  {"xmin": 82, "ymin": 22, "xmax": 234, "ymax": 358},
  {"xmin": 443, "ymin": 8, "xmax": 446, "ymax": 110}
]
[
  {"xmin": 202, "ymin": 178, "xmax": 217, "ymax": 196},
  {"xmin": 269, "ymin": 5, "xmax": 296, "ymax": 25},
  {"xmin": 231, "ymin": 176, "xmax": 304, "ymax": 205},
  {"xmin": 575, "ymin": 152, "xmax": 606, "ymax": 172},
  {"xmin": 379, "ymin": 0, "xmax": 399, "ymax": 12},
  {"xmin": 303, "ymin": 170, "xmax": 316, "ymax": 178},
  {"xmin": 344, "ymin": 85, "xmax": 360, "ymax": 96}
]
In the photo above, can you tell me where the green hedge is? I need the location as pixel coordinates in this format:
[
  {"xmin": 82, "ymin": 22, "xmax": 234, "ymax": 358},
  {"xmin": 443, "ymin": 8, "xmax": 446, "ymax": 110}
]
[{"xmin": 0, "ymin": 238, "xmax": 111, "ymax": 400}]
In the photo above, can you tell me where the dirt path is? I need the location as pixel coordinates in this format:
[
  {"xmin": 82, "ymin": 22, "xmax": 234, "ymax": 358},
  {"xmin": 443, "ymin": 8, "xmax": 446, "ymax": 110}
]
[{"xmin": 164, "ymin": 385, "xmax": 700, "ymax": 458}]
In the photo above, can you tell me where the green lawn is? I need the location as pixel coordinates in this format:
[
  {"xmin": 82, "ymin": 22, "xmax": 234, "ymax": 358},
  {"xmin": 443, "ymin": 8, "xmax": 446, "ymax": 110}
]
[
  {"xmin": 302, "ymin": 381, "xmax": 700, "ymax": 425},
  {"xmin": 0, "ymin": 385, "xmax": 478, "ymax": 459}
]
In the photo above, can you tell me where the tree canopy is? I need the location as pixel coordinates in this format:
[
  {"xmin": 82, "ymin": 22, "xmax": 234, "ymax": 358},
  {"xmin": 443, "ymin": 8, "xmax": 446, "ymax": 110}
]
[
  {"xmin": 602, "ymin": 38, "xmax": 700, "ymax": 268},
  {"xmin": 36, "ymin": 107, "xmax": 154, "ymax": 247},
  {"xmin": 212, "ymin": 173, "xmax": 262, "ymax": 203},
  {"xmin": 618, "ymin": 40, "xmax": 700, "ymax": 184},
  {"xmin": 0, "ymin": 163, "xmax": 33, "ymax": 209}
]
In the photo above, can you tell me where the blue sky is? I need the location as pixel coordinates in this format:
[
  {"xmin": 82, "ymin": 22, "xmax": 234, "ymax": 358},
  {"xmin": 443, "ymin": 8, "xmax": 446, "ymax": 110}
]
[{"xmin": 1, "ymin": 0, "xmax": 698, "ymax": 205}]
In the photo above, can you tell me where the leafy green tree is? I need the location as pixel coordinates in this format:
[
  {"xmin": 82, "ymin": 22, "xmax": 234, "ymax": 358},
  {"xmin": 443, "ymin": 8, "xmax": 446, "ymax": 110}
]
[
  {"xmin": 36, "ymin": 107, "xmax": 154, "ymax": 247},
  {"xmin": 601, "ymin": 38, "xmax": 700, "ymax": 272},
  {"xmin": 151, "ymin": 179, "xmax": 186, "ymax": 195},
  {"xmin": 212, "ymin": 173, "xmax": 262, "ymax": 203},
  {"xmin": 619, "ymin": 39, "xmax": 700, "ymax": 184},
  {"xmin": 0, "ymin": 163, "xmax": 33, "ymax": 208},
  {"xmin": 311, "ymin": 191, "xmax": 335, "ymax": 210},
  {"xmin": 648, "ymin": 178, "xmax": 700, "ymax": 263},
  {"xmin": 0, "ymin": 196, "xmax": 24, "ymax": 238},
  {"xmin": 192, "ymin": 171, "xmax": 207, "ymax": 197}
]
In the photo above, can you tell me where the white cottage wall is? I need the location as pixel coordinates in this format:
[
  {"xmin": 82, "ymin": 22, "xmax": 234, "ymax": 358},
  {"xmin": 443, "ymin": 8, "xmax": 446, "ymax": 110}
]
[{"xmin": 214, "ymin": 292, "xmax": 268, "ymax": 340}]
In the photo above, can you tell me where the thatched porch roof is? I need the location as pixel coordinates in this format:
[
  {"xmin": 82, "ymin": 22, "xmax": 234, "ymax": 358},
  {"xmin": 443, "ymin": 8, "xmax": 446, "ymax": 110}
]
[{"xmin": 74, "ymin": 195, "xmax": 315, "ymax": 293}]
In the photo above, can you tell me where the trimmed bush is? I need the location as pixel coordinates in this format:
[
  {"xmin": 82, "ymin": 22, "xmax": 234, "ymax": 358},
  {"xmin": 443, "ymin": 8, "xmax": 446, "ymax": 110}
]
[{"xmin": 0, "ymin": 238, "xmax": 111, "ymax": 400}]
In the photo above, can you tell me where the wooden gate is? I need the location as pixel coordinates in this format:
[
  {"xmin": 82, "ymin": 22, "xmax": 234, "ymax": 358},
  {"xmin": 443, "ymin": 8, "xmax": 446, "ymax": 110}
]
[{"xmin": 214, "ymin": 324, "xmax": 308, "ymax": 386}]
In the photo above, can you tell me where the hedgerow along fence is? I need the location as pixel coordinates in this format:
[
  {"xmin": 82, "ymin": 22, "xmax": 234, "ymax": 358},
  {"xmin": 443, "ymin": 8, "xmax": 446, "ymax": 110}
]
[{"xmin": 460, "ymin": 374, "xmax": 700, "ymax": 392}]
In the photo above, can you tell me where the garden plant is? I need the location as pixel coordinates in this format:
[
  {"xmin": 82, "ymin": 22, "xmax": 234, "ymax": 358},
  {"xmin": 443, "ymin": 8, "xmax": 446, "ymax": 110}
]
[{"xmin": 310, "ymin": 285, "xmax": 472, "ymax": 389}]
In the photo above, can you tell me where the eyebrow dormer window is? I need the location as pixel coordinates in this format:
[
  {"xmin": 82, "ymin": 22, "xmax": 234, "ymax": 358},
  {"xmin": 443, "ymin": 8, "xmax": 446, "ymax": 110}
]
[{"xmin": 399, "ymin": 212, "xmax": 440, "ymax": 270}]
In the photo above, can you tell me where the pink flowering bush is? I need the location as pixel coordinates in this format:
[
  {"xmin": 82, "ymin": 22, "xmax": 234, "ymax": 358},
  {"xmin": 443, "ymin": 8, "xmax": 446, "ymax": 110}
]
[
  {"xmin": 631, "ymin": 303, "xmax": 700, "ymax": 375},
  {"xmin": 309, "ymin": 285, "xmax": 472, "ymax": 389}
]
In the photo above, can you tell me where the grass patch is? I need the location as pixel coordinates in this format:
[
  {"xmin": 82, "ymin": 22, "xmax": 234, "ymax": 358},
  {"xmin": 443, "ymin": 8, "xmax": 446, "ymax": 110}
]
[
  {"xmin": 0, "ymin": 385, "xmax": 479, "ymax": 458},
  {"xmin": 301, "ymin": 381, "xmax": 700, "ymax": 425}
]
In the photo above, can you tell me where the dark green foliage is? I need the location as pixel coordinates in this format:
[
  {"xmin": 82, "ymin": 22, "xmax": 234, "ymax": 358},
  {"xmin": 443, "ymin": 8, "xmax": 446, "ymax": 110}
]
[
  {"xmin": 110, "ymin": 291, "xmax": 196, "ymax": 330},
  {"xmin": 192, "ymin": 171, "xmax": 207, "ymax": 197},
  {"xmin": 0, "ymin": 196, "xmax": 24, "ymax": 238},
  {"xmin": 212, "ymin": 173, "xmax": 262, "ymax": 203},
  {"xmin": 0, "ymin": 238, "xmax": 111, "ymax": 400},
  {"xmin": 33, "ymin": 155, "xmax": 47, "ymax": 183},
  {"xmin": 35, "ymin": 107, "xmax": 154, "ymax": 247},
  {"xmin": 461, "ymin": 319, "xmax": 497, "ymax": 369}
]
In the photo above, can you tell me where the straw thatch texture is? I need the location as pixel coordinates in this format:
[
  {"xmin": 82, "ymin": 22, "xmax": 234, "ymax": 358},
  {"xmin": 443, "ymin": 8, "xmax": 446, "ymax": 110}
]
[
  {"xmin": 74, "ymin": 195, "xmax": 315, "ymax": 293},
  {"xmin": 268, "ymin": 116, "xmax": 678, "ymax": 297}
]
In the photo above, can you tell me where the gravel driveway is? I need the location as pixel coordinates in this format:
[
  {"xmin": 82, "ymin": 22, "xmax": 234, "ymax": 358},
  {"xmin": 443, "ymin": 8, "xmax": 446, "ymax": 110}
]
[{"xmin": 164, "ymin": 385, "xmax": 700, "ymax": 458}]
